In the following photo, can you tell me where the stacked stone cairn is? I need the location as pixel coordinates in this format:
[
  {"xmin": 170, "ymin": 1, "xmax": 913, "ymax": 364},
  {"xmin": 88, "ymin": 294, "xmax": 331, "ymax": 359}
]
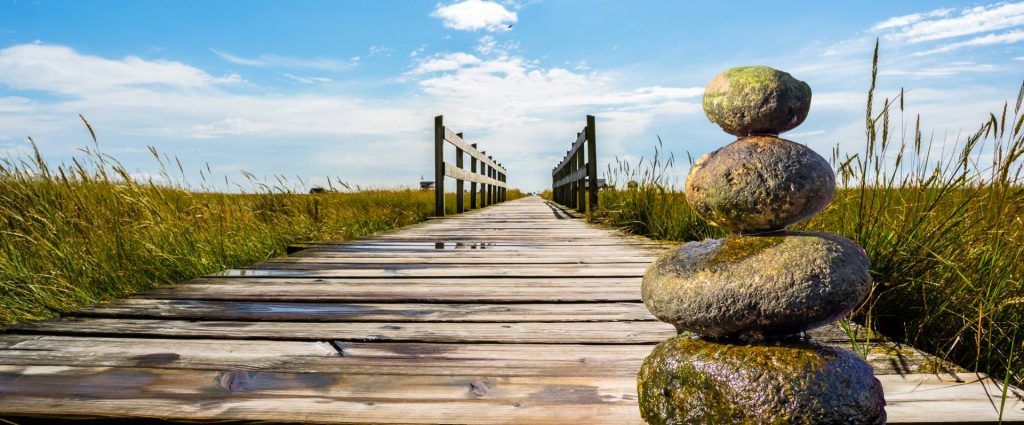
[{"xmin": 637, "ymin": 66, "xmax": 887, "ymax": 424}]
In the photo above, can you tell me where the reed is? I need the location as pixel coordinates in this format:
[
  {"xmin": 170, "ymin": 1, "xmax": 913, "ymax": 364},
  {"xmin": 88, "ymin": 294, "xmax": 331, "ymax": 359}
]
[{"xmin": 0, "ymin": 130, "xmax": 522, "ymax": 325}]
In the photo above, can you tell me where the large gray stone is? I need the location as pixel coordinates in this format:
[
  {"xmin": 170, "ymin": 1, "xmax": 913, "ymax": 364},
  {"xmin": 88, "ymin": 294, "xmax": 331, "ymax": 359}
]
[
  {"xmin": 685, "ymin": 136, "xmax": 834, "ymax": 233},
  {"xmin": 641, "ymin": 232, "xmax": 870, "ymax": 340},
  {"xmin": 637, "ymin": 335, "xmax": 886, "ymax": 424},
  {"xmin": 703, "ymin": 66, "xmax": 812, "ymax": 136}
]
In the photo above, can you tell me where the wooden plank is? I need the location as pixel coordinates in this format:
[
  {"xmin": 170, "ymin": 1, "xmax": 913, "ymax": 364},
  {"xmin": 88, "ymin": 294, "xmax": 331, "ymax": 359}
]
[
  {"xmin": 444, "ymin": 127, "xmax": 505, "ymax": 173},
  {"xmin": 72, "ymin": 300, "xmax": 655, "ymax": 322},
  {"xmin": 0, "ymin": 365, "xmax": 642, "ymax": 424},
  {"xmin": 552, "ymin": 127, "xmax": 587, "ymax": 175},
  {"xmin": 2, "ymin": 368, "xmax": 1019, "ymax": 423},
  {"xmin": 444, "ymin": 162, "xmax": 507, "ymax": 187},
  {"xmin": 213, "ymin": 265, "xmax": 647, "ymax": 278},
  {"xmin": 6, "ymin": 318, "xmax": 677, "ymax": 343},
  {"xmin": 553, "ymin": 166, "xmax": 588, "ymax": 189},
  {"xmin": 0, "ymin": 336, "xmax": 652, "ymax": 376},
  {"xmin": 140, "ymin": 279, "xmax": 644, "ymax": 303}
]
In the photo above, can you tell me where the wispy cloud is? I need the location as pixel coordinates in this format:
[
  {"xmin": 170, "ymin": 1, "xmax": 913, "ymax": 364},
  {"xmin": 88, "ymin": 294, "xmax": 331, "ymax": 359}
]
[
  {"xmin": 409, "ymin": 52, "xmax": 482, "ymax": 75},
  {"xmin": 0, "ymin": 44, "xmax": 241, "ymax": 95},
  {"xmin": 872, "ymin": 8, "xmax": 954, "ymax": 31},
  {"xmin": 209, "ymin": 48, "xmax": 356, "ymax": 71},
  {"xmin": 281, "ymin": 73, "xmax": 333, "ymax": 84},
  {"xmin": 431, "ymin": 0, "xmax": 517, "ymax": 32},
  {"xmin": 877, "ymin": 2, "xmax": 1024, "ymax": 44},
  {"xmin": 911, "ymin": 30, "xmax": 1024, "ymax": 55},
  {"xmin": 880, "ymin": 62, "xmax": 1001, "ymax": 77}
]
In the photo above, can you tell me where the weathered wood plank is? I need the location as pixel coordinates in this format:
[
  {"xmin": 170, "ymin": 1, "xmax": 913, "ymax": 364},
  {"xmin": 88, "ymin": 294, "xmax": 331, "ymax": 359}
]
[
  {"xmin": 72, "ymin": 299, "xmax": 656, "ymax": 322},
  {"xmin": 213, "ymin": 265, "xmax": 647, "ymax": 278},
  {"xmin": 0, "ymin": 336, "xmax": 651, "ymax": 376},
  {"xmin": 0, "ymin": 365, "xmax": 641, "ymax": 424},
  {"xmin": 6, "ymin": 318, "xmax": 677, "ymax": 343},
  {"xmin": 142, "ymin": 280, "xmax": 644, "ymax": 302},
  {"xmin": 4, "ymin": 365, "xmax": 1015, "ymax": 424}
]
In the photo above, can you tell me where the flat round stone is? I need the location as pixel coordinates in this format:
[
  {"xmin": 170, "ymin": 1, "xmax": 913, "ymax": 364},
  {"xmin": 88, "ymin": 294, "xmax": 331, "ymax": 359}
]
[
  {"xmin": 685, "ymin": 136, "xmax": 834, "ymax": 233},
  {"xmin": 638, "ymin": 336, "xmax": 886, "ymax": 424},
  {"xmin": 641, "ymin": 232, "xmax": 870, "ymax": 340},
  {"xmin": 703, "ymin": 66, "xmax": 812, "ymax": 136}
]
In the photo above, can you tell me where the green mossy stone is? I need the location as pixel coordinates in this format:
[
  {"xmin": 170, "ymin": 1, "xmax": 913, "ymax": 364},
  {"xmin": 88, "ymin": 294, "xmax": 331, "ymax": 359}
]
[
  {"xmin": 703, "ymin": 66, "xmax": 812, "ymax": 136},
  {"xmin": 642, "ymin": 232, "xmax": 870, "ymax": 340},
  {"xmin": 685, "ymin": 136, "xmax": 834, "ymax": 233},
  {"xmin": 637, "ymin": 336, "xmax": 886, "ymax": 424}
]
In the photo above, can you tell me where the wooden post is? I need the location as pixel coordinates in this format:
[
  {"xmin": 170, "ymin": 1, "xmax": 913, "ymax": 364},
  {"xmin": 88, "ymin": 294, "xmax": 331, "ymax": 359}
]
[
  {"xmin": 586, "ymin": 115, "xmax": 598, "ymax": 213},
  {"xmin": 434, "ymin": 115, "xmax": 445, "ymax": 217},
  {"xmin": 480, "ymin": 153, "xmax": 488, "ymax": 208},
  {"xmin": 470, "ymin": 143, "xmax": 478, "ymax": 210},
  {"xmin": 577, "ymin": 144, "xmax": 585, "ymax": 211},
  {"xmin": 570, "ymin": 150, "xmax": 578, "ymax": 210},
  {"xmin": 455, "ymin": 132, "xmax": 465, "ymax": 214},
  {"xmin": 488, "ymin": 156, "xmax": 495, "ymax": 205}
]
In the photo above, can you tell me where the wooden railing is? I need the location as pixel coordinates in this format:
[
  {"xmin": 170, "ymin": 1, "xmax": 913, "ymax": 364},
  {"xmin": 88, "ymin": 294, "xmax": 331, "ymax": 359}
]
[
  {"xmin": 434, "ymin": 115, "xmax": 508, "ymax": 217},
  {"xmin": 552, "ymin": 115, "xmax": 597, "ymax": 213}
]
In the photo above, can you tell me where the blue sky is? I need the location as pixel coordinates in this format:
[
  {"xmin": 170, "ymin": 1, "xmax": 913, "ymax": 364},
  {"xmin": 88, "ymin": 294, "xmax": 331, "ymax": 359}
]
[{"xmin": 1, "ymin": 0, "xmax": 1022, "ymax": 191}]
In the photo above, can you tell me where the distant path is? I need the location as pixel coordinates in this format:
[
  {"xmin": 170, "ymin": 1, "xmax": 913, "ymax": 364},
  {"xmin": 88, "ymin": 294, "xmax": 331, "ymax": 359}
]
[{"xmin": 1, "ymin": 196, "xmax": 1021, "ymax": 423}]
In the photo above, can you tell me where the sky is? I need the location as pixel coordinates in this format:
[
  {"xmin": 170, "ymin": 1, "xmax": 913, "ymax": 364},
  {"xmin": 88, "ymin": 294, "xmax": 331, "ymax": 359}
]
[{"xmin": 0, "ymin": 0, "xmax": 1022, "ymax": 192}]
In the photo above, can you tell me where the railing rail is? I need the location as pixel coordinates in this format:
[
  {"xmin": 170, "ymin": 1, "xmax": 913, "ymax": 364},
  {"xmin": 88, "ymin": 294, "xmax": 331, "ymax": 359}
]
[
  {"xmin": 552, "ymin": 115, "xmax": 597, "ymax": 213},
  {"xmin": 434, "ymin": 115, "xmax": 508, "ymax": 216}
]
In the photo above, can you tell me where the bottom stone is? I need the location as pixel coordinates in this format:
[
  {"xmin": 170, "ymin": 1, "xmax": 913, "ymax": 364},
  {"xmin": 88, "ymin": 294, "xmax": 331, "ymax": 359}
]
[{"xmin": 638, "ymin": 335, "xmax": 886, "ymax": 424}]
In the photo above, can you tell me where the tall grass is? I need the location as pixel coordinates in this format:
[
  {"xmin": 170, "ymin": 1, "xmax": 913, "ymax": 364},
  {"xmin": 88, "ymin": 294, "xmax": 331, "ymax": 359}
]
[
  {"xmin": 596, "ymin": 42, "xmax": 1024, "ymax": 386},
  {"xmin": 0, "ymin": 126, "xmax": 522, "ymax": 325}
]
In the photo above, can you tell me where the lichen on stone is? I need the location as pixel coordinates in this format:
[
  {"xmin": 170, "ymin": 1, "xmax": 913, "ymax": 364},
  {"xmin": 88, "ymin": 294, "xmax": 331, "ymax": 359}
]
[
  {"xmin": 703, "ymin": 66, "xmax": 812, "ymax": 136},
  {"xmin": 641, "ymin": 232, "xmax": 871, "ymax": 340},
  {"xmin": 684, "ymin": 136, "xmax": 835, "ymax": 233},
  {"xmin": 637, "ymin": 336, "xmax": 887, "ymax": 424}
]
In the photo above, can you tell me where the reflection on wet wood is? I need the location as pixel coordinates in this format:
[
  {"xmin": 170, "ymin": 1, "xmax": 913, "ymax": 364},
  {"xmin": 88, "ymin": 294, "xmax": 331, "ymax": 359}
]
[{"xmin": 1, "ymin": 197, "xmax": 1020, "ymax": 423}]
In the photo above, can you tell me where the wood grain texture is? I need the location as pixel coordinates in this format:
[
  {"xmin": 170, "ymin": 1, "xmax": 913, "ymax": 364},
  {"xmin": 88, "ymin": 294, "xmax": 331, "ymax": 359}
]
[{"xmin": 0, "ymin": 196, "xmax": 1018, "ymax": 423}]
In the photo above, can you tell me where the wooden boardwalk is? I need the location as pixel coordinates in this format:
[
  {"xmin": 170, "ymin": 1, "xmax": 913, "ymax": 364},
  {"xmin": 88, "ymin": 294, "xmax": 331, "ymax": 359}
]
[{"xmin": 1, "ymin": 196, "xmax": 1022, "ymax": 423}]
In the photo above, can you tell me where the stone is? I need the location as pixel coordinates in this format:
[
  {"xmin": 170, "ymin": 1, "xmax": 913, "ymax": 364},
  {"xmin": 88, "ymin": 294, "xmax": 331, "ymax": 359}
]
[
  {"xmin": 637, "ymin": 335, "xmax": 886, "ymax": 424},
  {"xmin": 685, "ymin": 136, "xmax": 834, "ymax": 233},
  {"xmin": 641, "ymin": 232, "xmax": 870, "ymax": 340},
  {"xmin": 703, "ymin": 66, "xmax": 812, "ymax": 136}
]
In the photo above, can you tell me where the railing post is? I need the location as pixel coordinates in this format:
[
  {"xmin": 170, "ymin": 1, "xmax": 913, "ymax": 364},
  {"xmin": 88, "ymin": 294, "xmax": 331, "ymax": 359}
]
[
  {"xmin": 586, "ymin": 115, "xmax": 598, "ymax": 213},
  {"xmin": 470, "ymin": 143, "xmax": 478, "ymax": 209},
  {"xmin": 455, "ymin": 132, "xmax": 465, "ymax": 214},
  {"xmin": 577, "ymin": 144, "xmax": 585, "ymax": 211},
  {"xmin": 480, "ymin": 153, "xmax": 488, "ymax": 208},
  {"xmin": 434, "ymin": 115, "xmax": 445, "ymax": 217},
  {"xmin": 488, "ymin": 156, "xmax": 495, "ymax": 205},
  {"xmin": 569, "ymin": 149, "xmax": 578, "ymax": 210}
]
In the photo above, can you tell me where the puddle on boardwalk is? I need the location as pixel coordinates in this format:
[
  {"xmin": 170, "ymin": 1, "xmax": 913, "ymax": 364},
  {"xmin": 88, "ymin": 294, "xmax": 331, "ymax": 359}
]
[
  {"xmin": 329, "ymin": 242, "xmax": 537, "ymax": 251},
  {"xmin": 233, "ymin": 303, "xmax": 433, "ymax": 316},
  {"xmin": 213, "ymin": 269, "xmax": 310, "ymax": 277}
]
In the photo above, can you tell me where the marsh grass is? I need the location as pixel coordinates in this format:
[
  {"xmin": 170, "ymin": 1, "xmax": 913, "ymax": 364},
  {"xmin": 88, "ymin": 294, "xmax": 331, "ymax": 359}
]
[
  {"xmin": 596, "ymin": 42, "xmax": 1024, "ymax": 387},
  {"xmin": 0, "ymin": 125, "xmax": 522, "ymax": 325}
]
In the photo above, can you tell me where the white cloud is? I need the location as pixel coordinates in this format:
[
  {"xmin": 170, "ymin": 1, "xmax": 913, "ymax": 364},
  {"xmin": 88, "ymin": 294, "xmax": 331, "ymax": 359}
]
[
  {"xmin": 0, "ymin": 44, "xmax": 240, "ymax": 95},
  {"xmin": 880, "ymin": 61, "xmax": 1001, "ymax": 77},
  {"xmin": 368, "ymin": 46, "xmax": 392, "ymax": 57},
  {"xmin": 210, "ymin": 48, "xmax": 356, "ymax": 71},
  {"xmin": 877, "ymin": 2, "xmax": 1024, "ymax": 44},
  {"xmin": 190, "ymin": 118, "xmax": 271, "ymax": 139},
  {"xmin": 872, "ymin": 8, "xmax": 954, "ymax": 31},
  {"xmin": 431, "ymin": 0, "xmax": 517, "ymax": 32},
  {"xmin": 282, "ymin": 73, "xmax": 333, "ymax": 84},
  {"xmin": 911, "ymin": 30, "xmax": 1024, "ymax": 55},
  {"xmin": 410, "ymin": 52, "xmax": 483, "ymax": 74}
]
